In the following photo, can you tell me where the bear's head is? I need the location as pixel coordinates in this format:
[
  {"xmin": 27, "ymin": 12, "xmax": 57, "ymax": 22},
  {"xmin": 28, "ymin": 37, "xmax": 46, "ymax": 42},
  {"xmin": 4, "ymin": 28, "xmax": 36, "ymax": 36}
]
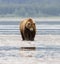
[{"xmin": 25, "ymin": 18, "xmax": 35, "ymax": 31}]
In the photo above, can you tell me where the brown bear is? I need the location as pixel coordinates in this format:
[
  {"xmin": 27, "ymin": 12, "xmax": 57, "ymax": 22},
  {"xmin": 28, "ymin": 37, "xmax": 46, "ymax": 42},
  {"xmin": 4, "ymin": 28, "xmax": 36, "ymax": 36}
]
[{"xmin": 19, "ymin": 18, "xmax": 36, "ymax": 41}]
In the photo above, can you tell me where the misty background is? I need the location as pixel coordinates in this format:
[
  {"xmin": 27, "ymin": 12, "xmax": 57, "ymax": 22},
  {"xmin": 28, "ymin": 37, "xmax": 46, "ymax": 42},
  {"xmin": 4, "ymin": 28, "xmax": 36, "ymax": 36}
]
[{"xmin": 0, "ymin": 0, "xmax": 60, "ymax": 17}]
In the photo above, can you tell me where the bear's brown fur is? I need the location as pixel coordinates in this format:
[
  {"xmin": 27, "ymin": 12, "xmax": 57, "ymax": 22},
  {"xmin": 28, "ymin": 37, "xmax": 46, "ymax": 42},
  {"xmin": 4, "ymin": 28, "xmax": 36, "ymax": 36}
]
[{"xmin": 19, "ymin": 18, "xmax": 36, "ymax": 41}]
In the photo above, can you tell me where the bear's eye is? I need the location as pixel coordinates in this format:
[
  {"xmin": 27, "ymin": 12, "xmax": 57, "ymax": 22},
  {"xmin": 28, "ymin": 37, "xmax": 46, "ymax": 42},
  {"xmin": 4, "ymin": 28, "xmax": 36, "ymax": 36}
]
[{"xmin": 28, "ymin": 22, "xmax": 31, "ymax": 26}]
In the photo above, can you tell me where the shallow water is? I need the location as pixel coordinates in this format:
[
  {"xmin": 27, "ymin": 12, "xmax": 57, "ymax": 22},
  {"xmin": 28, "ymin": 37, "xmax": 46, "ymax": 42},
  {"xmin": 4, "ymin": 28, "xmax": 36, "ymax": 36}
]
[
  {"xmin": 0, "ymin": 20, "xmax": 60, "ymax": 35},
  {"xmin": 0, "ymin": 46, "xmax": 60, "ymax": 59},
  {"xmin": 0, "ymin": 19, "xmax": 60, "ymax": 64}
]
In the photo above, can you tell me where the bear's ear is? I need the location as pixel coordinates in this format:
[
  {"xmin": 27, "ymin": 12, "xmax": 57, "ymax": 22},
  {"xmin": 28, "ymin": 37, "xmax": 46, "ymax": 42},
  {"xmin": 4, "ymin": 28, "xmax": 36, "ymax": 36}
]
[
  {"xmin": 33, "ymin": 23, "xmax": 35, "ymax": 25},
  {"xmin": 28, "ymin": 18, "xmax": 32, "ymax": 21}
]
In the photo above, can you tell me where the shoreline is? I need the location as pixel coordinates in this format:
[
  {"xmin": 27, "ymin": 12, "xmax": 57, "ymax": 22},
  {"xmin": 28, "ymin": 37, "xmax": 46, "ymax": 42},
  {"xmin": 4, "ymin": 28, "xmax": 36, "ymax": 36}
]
[{"xmin": 0, "ymin": 17, "xmax": 60, "ymax": 21}]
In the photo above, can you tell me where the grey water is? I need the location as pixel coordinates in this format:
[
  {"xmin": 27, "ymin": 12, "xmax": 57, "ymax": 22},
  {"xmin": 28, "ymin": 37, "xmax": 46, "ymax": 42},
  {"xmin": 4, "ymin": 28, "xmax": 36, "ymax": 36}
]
[
  {"xmin": 0, "ymin": 46, "xmax": 60, "ymax": 59},
  {"xmin": 0, "ymin": 21, "xmax": 60, "ymax": 35},
  {"xmin": 0, "ymin": 20, "xmax": 60, "ymax": 59}
]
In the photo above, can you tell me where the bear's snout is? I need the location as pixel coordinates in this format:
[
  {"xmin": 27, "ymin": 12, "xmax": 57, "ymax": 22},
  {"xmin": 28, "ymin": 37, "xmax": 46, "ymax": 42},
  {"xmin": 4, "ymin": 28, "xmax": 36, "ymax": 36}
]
[{"xmin": 30, "ymin": 28, "xmax": 33, "ymax": 31}]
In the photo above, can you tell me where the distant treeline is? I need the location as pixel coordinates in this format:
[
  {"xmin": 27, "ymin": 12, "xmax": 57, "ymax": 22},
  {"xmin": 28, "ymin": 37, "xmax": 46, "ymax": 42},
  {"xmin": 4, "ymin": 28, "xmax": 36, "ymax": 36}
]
[{"xmin": 0, "ymin": 0, "xmax": 60, "ymax": 17}]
